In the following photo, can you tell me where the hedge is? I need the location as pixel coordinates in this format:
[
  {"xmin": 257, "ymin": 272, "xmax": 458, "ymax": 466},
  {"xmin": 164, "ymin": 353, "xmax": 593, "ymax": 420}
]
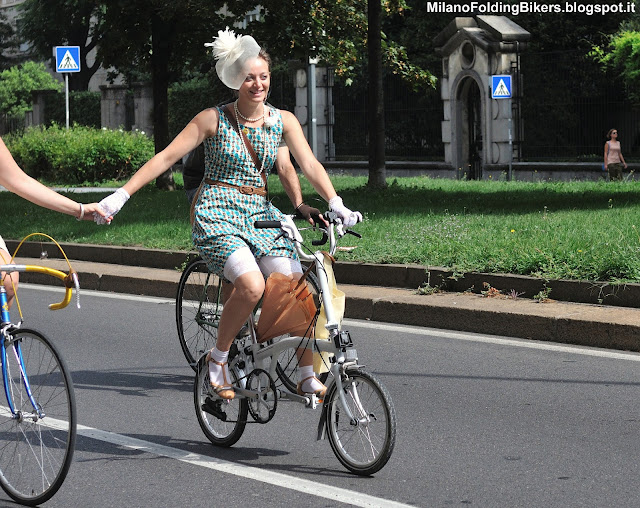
[{"xmin": 5, "ymin": 124, "xmax": 154, "ymax": 184}]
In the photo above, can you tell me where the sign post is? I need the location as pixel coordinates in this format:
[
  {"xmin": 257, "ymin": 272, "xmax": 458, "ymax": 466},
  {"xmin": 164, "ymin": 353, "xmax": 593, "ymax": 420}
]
[
  {"xmin": 54, "ymin": 46, "xmax": 81, "ymax": 129},
  {"xmin": 491, "ymin": 75, "xmax": 513, "ymax": 180}
]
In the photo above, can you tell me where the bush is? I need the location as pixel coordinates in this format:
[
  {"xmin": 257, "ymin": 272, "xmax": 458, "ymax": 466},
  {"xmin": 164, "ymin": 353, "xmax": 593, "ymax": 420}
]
[{"xmin": 5, "ymin": 125, "xmax": 154, "ymax": 184}]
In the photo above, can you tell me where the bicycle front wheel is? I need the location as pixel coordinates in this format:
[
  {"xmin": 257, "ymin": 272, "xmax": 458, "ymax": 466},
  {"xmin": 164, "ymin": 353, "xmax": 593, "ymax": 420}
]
[
  {"xmin": 176, "ymin": 258, "xmax": 223, "ymax": 370},
  {"xmin": 194, "ymin": 355, "xmax": 248, "ymax": 447},
  {"xmin": 0, "ymin": 328, "xmax": 76, "ymax": 506},
  {"xmin": 325, "ymin": 368, "xmax": 396, "ymax": 476}
]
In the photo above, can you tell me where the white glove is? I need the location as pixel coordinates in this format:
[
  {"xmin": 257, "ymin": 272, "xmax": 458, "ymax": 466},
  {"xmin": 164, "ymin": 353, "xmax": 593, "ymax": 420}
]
[
  {"xmin": 94, "ymin": 188, "xmax": 130, "ymax": 225},
  {"xmin": 329, "ymin": 196, "xmax": 362, "ymax": 227}
]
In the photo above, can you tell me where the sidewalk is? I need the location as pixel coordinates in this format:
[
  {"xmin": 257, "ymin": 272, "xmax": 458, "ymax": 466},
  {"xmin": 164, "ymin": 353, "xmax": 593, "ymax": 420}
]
[{"xmin": 7, "ymin": 240, "xmax": 640, "ymax": 354}]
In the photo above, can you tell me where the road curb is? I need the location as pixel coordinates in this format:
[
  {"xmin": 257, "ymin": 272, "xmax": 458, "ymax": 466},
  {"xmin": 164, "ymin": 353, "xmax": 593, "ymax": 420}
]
[
  {"xmin": 8, "ymin": 240, "xmax": 640, "ymax": 308},
  {"xmin": 8, "ymin": 240, "xmax": 640, "ymax": 353}
]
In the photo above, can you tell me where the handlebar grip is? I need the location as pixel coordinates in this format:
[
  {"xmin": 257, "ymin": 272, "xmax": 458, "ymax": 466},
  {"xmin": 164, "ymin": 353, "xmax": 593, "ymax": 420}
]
[
  {"xmin": 49, "ymin": 288, "xmax": 73, "ymax": 310},
  {"xmin": 254, "ymin": 220, "xmax": 282, "ymax": 229},
  {"xmin": 312, "ymin": 232, "xmax": 328, "ymax": 246},
  {"xmin": 23, "ymin": 265, "xmax": 75, "ymax": 310}
]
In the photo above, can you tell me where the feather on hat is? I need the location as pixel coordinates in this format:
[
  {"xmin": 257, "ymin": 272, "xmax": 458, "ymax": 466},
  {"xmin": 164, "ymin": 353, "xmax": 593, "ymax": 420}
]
[{"xmin": 205, "ymin": 28, "xmax": 261, "ymax": 90}]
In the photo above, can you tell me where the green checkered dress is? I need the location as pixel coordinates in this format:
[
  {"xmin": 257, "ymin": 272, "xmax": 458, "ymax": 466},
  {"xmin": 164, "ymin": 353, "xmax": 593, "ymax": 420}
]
[{"xmin": 191, "ymin": 106, "xmax": 297, "ymax": 277}]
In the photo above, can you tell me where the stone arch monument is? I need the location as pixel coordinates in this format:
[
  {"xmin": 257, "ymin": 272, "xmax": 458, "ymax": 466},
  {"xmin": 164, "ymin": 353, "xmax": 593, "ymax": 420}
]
[{"xmin": 434, "ymin": 16, "xmax": 530, "ymax": 179}]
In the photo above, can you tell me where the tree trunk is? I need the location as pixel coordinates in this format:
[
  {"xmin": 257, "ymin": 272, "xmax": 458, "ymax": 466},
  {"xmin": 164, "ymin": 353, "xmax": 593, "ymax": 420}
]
[
  {"xmin": 151, "ymin": 11, "xmax": 175, "ymax": 191},
  {"xmin": 367, "ymin": 0, "xmax": 386, "ymax": 189}
]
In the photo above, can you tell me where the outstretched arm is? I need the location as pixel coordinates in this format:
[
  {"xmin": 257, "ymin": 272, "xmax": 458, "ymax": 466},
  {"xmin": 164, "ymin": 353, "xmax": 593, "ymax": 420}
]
[
  {"xmin": 0, "ymin": 137, "xmax": 107, "ymax": 221},
  {"xmin": 97, "ymin": 108, "xmax": 219, "ymax": 222}
]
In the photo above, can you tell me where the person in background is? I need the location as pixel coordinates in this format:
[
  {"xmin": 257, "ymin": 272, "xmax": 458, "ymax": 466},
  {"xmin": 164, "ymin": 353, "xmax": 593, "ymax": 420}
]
[
  {"xmin": 604, "ymin": 128, "xmax": 627, "ymax": 181},
  {"xmin": 0, "ymin": 136, "xmax": 109, "ymax": 305}
]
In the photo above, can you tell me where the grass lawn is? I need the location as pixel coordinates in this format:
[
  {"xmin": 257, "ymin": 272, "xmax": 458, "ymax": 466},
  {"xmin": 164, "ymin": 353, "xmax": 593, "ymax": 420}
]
[{"xmin": 2, "ymin": 174, "xmax": 640, "ymax": 283}]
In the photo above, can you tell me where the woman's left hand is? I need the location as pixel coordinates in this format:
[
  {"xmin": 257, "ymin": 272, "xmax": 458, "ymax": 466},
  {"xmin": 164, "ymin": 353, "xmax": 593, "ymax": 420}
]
[
  {"xmin": 295, "ymin": 203, "xmax": 327, "ymax": 227},
  {"xmin": 329, "ymin": 196, "xmax": 362, "ymax": 227}
]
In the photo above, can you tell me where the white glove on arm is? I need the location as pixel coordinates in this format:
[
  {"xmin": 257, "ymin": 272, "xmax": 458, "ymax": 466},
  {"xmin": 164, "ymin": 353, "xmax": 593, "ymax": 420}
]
[
  {"xmin": 94, "ymin": 188, "xmax": 130, "ymax": 225},
  {"xmin": 328, "ymin": 196, "xmax": 362, "ymax": 227}
]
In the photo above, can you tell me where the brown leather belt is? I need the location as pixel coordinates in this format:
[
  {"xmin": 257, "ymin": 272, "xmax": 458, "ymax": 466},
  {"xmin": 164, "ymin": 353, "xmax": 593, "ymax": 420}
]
[{"xmin": 204, "ymin": 178, "xmax": 267, "ymax": 197}]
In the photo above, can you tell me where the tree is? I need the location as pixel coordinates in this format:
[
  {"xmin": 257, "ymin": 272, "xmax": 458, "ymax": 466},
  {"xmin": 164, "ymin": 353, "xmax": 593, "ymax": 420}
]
[
  {"xmin": 251, "ymin": 0, "xmax": 436, "ymax": 188},
  {"xmin": 0, "ymin": 10, "xmax": 17, "ymax": 71},
  {"xmin": 591, "ymin": 30, "xmax": 640, "ymax": 105},
  {"xmin": 97, "ymin": 0, "xmax": 227, "ymax": 190},
  {"xmin": 0, "ymin": 61, "xmax": 62, "ymax": 120},
  {"xmin": 18, "ymin": 0, "xmax": 103, "ymax": 91},
  {"xmin": 368, "ymin": 0, "xmax": 385, "ymax": 188}
]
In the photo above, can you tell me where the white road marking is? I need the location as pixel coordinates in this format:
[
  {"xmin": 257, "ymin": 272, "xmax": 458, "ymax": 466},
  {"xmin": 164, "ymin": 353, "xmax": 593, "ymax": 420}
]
[
  {"xmin": 345, "ymin": 319, "xmax": 640, "ymax": 362},
  {"xmin": 72, "ymin": 423, "xmax": 411, "ymax": 508}
]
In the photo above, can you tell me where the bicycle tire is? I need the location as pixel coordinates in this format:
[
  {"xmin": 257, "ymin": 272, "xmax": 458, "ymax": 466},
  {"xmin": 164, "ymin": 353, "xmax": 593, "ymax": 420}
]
[
  {"xmin": 325, "ymin": 368, "xmax": 396, "ymax": 476},
  {"xmin": 269, "ymin": 271, "xmax": 329, "ymax": 392},
  {"xmin": 176, "ymin": 258, "xmax": 222, "ymax": 370},
  {"xmin": 0, "ymin": 328, "xmax": 76, "ymax": 506},
  {"xmin": 194, "ymin": 354, "xmax": 248, "ymax": 447}
]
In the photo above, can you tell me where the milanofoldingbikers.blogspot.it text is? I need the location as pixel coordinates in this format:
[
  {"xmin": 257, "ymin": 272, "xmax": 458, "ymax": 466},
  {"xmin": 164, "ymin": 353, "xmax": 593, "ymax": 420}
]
[{"xmin": 426, "ymin": 1, "xmax": 636, "ymax": 16}]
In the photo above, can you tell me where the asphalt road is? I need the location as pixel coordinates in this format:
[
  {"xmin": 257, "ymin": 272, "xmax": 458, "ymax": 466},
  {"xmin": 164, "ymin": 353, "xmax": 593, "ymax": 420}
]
[{"xmin": 3, "ymin": 285, "xmax": 640, "ymax": 507}]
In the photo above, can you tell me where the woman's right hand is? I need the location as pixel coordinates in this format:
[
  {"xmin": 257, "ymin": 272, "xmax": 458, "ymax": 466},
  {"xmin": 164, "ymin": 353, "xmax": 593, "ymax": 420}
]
[{"xmin": 94, "ymin": 188, "xmax": 130, "ymax": 224}]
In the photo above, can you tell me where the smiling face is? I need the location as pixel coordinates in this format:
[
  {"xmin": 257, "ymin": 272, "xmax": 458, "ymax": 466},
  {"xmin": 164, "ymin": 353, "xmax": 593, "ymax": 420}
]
[{"xmin": 238, "ymin": 56, "xmax": 270, "ymax": 104}]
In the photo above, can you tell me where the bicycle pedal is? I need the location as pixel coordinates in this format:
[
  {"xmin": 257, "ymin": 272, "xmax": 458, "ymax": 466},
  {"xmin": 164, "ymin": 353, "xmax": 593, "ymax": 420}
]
[{"xmin": 305, "ymin": 394, "xmax": 320, "ymax": 409}]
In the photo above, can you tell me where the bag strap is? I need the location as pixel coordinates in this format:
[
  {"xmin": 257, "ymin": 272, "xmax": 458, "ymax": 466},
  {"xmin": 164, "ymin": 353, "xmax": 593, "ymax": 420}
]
[{"xmin": 223, "ymin": 104, "xmax": 268, "ymax": 189}]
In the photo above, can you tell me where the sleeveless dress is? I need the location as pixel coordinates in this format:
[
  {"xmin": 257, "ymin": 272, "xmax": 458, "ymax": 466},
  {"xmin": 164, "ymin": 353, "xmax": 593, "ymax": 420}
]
[{"xmin": 191, "ymin": 106, "xmax": 297, "ymax": 277}]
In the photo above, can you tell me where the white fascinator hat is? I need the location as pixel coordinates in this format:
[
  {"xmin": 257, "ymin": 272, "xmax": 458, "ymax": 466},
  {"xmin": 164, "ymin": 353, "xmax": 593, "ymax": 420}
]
[{"xmin": 205, "ymin": 27, "xmax": 261, "ymax": 90}]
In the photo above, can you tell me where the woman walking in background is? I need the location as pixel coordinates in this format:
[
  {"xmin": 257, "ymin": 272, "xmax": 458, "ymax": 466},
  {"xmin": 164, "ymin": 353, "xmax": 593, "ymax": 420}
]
[{"xmin": 604, "ymin": 128, "xmax": 627, "ymax": 181}]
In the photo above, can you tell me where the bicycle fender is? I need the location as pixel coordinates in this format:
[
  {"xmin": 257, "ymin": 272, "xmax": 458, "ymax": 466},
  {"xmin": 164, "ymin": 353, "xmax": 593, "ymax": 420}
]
[{"xmin": 317, "ymin": 403, "xmax": 328, "ymax": 441}]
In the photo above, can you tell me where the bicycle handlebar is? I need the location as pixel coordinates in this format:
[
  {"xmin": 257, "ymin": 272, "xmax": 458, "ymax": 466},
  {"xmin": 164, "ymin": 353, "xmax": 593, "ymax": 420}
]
[
  {"xmin": 254, "ymin": 212, "xmax": 361, "ymax": 260},
  {"xmin": 0, "ymin": 264, "xmax": 79, "ymax": 310}
]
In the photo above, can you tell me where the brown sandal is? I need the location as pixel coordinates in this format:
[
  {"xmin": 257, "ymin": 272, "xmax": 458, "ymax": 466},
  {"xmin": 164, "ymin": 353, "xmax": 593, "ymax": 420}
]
[
  {"xmin": 206, "ymin": 353, "xmax": 235, "ymax": 400},
  {"xmin": 296, "ymin": 376, "xmax": 327, "ymax": 400}
]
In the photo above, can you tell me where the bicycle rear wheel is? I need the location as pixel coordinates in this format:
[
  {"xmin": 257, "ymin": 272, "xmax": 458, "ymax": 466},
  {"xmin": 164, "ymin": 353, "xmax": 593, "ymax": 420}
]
[
  {"xmin": 194, "ymin": 355, "xmax": 248, "ymax": 447},
  {"xmin": 0, "ymin": 328, "xmax": 76, "ymax": 506},
  {"xmin": 325, "ymin": 368, "xmax": 396, "ymax": 476},
  {"xmin": 176, "ymin": 258, "xmax": 222, "ymax": 370}
]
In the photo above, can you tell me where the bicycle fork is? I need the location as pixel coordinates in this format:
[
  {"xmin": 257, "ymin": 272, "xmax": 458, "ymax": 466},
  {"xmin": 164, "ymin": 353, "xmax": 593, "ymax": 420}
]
[{"xmin": 316, "ymin": 359, "xmax": 369, "ymax": 441}]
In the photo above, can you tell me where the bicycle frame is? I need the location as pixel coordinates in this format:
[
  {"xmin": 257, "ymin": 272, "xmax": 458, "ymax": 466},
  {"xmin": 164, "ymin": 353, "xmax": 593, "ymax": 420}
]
[
  {"xmin": 0, "ymin": 264, "xmax": 78, "ymax": 418},
  {"xmin": 236, "ymin": 215, "xmax": 361, "ymax": 418}
]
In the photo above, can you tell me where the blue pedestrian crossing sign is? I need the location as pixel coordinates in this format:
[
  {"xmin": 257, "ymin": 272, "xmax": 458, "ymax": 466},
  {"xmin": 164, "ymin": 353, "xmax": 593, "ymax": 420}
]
[
  {"xmin": 491, "ymin": 75, "xmax": 511, "ymax": 99},
  {"xmin": 55, "ymin": 46, "xmax": 81, "ymax": 73}
]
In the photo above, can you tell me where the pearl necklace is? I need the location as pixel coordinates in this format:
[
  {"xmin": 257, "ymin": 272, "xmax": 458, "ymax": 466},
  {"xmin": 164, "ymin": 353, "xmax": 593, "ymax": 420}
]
[
  {"xmin": 234, "ymin": 100, "xmax": 269, "ymax": 175},
  {"xmin": 235, "ymin": 100, "xmax": 264, "ymax": 122}
]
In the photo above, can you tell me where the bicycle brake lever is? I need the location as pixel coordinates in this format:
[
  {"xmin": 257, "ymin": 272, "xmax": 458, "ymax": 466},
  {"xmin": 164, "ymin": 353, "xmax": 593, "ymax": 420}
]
[{"xmin": 346, "ymin": 229, "xmax": 362, "ymax": 239}]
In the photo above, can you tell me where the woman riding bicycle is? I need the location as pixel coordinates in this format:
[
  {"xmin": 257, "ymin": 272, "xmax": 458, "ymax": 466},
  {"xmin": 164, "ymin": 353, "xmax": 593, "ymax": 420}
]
[{"xmin": 96, "ymin": 28, "xmax": 361, "ymax": 400}]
